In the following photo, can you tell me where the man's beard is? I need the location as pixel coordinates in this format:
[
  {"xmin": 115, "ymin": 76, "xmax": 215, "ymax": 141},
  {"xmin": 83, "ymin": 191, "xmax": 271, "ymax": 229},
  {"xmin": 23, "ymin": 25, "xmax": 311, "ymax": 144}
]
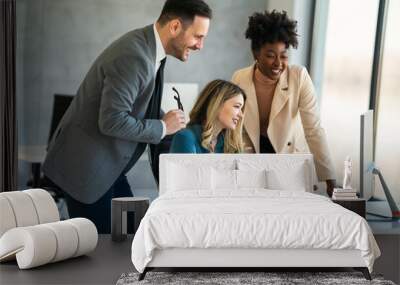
[{"xmin": 169, "ymin": 35, "xmax": 188, "ymax": 62}]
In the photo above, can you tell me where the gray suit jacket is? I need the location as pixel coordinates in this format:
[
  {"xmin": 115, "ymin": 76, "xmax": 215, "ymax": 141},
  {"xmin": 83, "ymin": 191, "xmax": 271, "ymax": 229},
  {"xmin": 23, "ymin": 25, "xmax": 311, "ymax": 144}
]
[{"xmin": 43, "ymin": 25, "xmax": 163, "ymax": 204}]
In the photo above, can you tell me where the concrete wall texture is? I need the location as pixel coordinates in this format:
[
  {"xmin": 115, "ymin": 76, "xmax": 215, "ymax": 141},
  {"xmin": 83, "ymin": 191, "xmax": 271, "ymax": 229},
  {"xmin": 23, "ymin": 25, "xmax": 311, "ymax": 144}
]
[{"xmin": 16, "ymin": 0, "xmax": 269, "ymax": 190}]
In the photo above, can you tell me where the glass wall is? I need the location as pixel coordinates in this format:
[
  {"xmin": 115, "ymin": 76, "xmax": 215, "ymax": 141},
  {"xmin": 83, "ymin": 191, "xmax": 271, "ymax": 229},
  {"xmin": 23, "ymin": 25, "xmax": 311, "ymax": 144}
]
[
  {"xmin": 374, "ymin": 0, "xmax": 400, "ymax": 203},
  {"xmin": 319, "ymin": 0, "xmax": 379, "ymax": 191}
]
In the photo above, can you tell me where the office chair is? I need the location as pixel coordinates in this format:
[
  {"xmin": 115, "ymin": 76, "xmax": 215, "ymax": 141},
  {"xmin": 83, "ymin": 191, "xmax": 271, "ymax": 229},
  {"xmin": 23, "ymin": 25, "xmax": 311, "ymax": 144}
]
[{"xmin": 47, "ymin": 94, "xmax": 74, "ymax": 143}]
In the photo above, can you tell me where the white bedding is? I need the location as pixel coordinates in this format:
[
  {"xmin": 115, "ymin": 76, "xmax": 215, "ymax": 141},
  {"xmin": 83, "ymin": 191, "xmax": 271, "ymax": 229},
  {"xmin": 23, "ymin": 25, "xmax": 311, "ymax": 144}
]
[{"xmin": 131, "ymin": 190, "xmax": 380, "ymax": 273}]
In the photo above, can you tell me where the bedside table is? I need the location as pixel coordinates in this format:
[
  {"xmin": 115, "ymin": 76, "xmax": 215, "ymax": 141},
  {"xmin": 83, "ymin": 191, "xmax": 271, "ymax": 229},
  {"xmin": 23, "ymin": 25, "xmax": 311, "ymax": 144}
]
[
  {"xmin": 332, "ymin": 198, "xmax": 366, "ymax": 218},
  {"xmin": 111, "ymin": 197, "xmax": 150, "ymax": 242}
]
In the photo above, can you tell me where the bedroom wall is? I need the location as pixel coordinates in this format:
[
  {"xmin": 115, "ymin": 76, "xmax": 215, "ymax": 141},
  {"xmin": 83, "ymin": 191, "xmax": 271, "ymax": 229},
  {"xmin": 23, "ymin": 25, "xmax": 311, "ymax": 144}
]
[{"xmin": 16, "ymin": 0, "xmax": 270, "ymax": 194}]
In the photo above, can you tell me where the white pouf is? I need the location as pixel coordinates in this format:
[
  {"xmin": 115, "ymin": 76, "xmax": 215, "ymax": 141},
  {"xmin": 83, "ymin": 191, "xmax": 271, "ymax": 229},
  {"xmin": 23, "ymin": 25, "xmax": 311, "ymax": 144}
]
[{"xmin": 0, "ymin": 189, "xmax": 98, "ymax": 269}]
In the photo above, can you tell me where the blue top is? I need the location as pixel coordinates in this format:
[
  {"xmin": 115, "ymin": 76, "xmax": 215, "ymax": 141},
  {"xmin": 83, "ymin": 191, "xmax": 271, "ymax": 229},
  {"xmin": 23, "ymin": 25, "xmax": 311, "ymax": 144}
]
[{"xmin": 169, "ymin": 124, "xmax": 225, "ymax": 153}]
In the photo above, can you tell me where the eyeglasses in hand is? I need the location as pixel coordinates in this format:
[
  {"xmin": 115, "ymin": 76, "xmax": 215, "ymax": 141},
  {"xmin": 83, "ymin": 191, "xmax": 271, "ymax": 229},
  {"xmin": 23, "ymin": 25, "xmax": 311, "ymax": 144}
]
[{"xmin": 172, "ymin": 87, "xmax": 184, "ymax": 112}]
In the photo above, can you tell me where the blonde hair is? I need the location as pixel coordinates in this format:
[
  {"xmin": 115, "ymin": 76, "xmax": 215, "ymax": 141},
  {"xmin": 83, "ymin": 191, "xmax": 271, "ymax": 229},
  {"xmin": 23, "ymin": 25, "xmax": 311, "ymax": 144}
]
[{"xmin": 189, "ymin": 79, "xmax": 246, "ymax": 153}]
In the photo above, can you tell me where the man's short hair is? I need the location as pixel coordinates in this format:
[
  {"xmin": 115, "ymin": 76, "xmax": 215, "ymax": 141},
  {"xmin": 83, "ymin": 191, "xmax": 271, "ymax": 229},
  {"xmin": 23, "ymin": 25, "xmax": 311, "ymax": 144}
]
[{"xmin": 158, "ymin": 0, "xmax": 212, "ymax": 26}]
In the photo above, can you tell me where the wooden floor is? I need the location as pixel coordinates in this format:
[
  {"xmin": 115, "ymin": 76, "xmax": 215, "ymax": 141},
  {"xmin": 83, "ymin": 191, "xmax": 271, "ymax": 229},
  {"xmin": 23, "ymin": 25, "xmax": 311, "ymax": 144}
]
[{"xmin": 0, "ymin": 235, "xmax": 133, "ymax": 285}]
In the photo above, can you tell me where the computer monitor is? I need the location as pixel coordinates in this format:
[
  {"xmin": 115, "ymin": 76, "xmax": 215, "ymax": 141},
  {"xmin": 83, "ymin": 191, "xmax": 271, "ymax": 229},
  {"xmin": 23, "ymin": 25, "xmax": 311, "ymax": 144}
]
[
  {"xmin": 360, "ymin": 110, "xmax": 400, "ymax": 218},
  {"xmin": 360, "ymin": 110, "xmax": 374, "ymax": 200}
]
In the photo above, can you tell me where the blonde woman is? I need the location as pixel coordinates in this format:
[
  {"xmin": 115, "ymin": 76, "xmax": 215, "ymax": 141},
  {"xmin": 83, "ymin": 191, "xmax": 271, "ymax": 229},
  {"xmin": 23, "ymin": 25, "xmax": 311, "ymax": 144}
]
[{"xmin": 170, "ymin": 79, "xmax": 246, "ymax": 153}]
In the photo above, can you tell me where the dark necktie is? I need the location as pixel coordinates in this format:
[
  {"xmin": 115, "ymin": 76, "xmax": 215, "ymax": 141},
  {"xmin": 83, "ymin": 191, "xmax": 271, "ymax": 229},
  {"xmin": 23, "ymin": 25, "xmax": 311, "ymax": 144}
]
[
  {"xmin": 147, "ymin": 58, "xmax": 166, "ymax": 119},
  {"xmin": 148, "ymin": 58, "xmax": 166, "ymax": 183}
]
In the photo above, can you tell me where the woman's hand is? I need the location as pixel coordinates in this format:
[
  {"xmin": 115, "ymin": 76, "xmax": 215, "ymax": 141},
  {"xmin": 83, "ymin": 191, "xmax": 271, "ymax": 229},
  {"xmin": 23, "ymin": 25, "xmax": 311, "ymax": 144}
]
[{"xmin": 326, "ymin": 179, "xmax": 336, "ymax": 197}]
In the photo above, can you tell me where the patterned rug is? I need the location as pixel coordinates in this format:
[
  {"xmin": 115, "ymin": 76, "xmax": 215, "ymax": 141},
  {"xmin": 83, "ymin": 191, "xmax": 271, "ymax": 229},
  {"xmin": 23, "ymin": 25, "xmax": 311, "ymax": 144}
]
[{"xmin": 116, "ymin": 271, "xmax": 396, "ymax": 285}]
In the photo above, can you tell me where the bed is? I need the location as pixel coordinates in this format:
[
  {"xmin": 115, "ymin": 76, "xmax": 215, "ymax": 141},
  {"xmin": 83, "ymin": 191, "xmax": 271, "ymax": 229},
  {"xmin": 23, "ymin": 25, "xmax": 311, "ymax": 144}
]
[{"xmin": 131, "ymin": 154, "xmax": 380, "ymax": 280}]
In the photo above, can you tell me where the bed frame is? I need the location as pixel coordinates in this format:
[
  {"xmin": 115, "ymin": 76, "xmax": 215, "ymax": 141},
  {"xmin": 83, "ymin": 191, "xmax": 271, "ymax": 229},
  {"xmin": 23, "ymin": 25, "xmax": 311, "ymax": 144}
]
[{"xmin": 139, "ymin": 248, "xmax": 371, "ymax": 280}]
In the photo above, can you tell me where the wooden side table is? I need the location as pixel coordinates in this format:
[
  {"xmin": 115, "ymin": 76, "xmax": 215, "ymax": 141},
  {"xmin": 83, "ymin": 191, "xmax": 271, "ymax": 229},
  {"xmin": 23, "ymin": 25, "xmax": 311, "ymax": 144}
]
[
  {"xmin": 111, "ymin": 197, "xmax": 149, "ymax": 242},
  {"xmin": 332, "ymin": 198, "xmax": 366, "ymax": 218}
]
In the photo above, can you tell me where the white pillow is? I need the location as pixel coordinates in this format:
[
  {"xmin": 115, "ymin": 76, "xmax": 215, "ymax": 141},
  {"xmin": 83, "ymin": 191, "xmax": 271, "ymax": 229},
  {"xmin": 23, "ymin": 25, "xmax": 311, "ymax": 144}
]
[
  {"xmin": 212, "ymin": 168, "xmax": 237, "ymax": 191},
  {"xmin": 211, "ymin": 168, "xmax": 268, "ymax": 191},
  {"xmin": 236, "ymin": 169, "xmax": 267, "ymax": 189},
  {"xmin": 167, "ymin": 162, "xmax": 212, "ymax": 192},
  {"xmin": 266, "ymin": 161, "xmax": 310, "ymax": 191}
]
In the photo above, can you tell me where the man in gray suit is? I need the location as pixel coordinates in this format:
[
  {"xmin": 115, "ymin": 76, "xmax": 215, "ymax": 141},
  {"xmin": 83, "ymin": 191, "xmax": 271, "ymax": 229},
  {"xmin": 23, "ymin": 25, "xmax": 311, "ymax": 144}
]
[{"xmin": 43, "ymin": 0, "xmax": 212, "ymax": 233}]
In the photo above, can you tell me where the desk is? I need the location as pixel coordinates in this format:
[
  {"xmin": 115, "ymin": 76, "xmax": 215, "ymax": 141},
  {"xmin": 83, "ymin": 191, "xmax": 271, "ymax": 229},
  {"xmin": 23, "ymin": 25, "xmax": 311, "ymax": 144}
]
[
  {"xmin": 368, "ymin": 215, "xmax": 400, "ymax": 235},
  {"xmin": 0, "ymin": 235, "xmax": 133, "ymax": 285},
  {"xmin": 18, "ymin": 146, "xmax": 152, "ymax": 188}
]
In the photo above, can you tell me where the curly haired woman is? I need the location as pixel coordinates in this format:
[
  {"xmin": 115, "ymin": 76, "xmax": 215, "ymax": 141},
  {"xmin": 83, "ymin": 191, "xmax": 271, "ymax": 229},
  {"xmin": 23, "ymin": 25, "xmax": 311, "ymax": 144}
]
[{"xmin": 231, "ymin": 10, "xmax": 336, "ymax": 196}]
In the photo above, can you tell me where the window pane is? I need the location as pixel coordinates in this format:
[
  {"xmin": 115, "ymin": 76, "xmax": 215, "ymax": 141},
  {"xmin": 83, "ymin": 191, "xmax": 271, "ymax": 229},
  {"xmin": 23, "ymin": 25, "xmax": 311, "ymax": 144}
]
[
  {"xmin": 320, "ymin": 0, "xmax": 379, "ymax": 191},
  {"xmin": 374, "ymin": 0, "xmax": 400, "ymax": 203}
]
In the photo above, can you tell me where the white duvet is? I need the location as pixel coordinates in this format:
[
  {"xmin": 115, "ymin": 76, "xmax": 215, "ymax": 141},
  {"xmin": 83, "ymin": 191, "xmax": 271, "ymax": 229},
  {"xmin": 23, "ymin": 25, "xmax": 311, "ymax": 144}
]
[{"xmin": 131, "ymin": 190, "xmax": 380, "ymax": 273}]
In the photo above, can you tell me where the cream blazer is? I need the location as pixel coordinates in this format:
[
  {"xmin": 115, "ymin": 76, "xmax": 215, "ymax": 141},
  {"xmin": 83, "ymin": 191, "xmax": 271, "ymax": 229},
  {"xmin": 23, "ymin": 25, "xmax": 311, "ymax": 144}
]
[{"xmin": 232, "ymin": 64, "xmax": 335, "ymax": 181}]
